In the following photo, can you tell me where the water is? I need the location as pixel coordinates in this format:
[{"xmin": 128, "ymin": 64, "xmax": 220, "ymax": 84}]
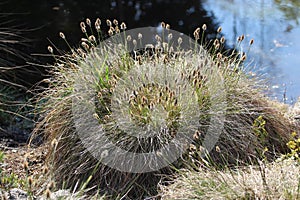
[
  {"xmin": 1, "ymin": 0, "xmax": 299, "ymax": 102},
  {"xmin": 204, "ymin": 0, "xmax": 300, "ymax": 103}
]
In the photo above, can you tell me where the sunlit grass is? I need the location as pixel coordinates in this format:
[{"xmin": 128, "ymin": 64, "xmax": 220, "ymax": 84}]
[{"xmin": 160, "ymin": 158, "xmax": 300, "ymax": 200}]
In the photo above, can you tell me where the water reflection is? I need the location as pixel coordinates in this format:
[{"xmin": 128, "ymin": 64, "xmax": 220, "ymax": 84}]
[
  {"xmin": 204, "ymin": 0, "xmax": 300, "ymax": 103},
  {"xmin": 275, "ymin": 0, "xmax": 300, "ymax": 24}
]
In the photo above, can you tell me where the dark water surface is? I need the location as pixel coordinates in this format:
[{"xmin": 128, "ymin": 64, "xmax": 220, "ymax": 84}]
[{"xmin": 1, "ymin": 0, "xmax": 299, "ymax": 102}]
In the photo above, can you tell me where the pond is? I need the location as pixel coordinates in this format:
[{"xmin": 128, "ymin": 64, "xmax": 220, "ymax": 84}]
[
  {"xmin": 1, "ymin": 0, "xmax": 299, "ymax": 103},
  {"xmin": 204, "ymin": 0, "xmax": 300, "ymax": 103}
]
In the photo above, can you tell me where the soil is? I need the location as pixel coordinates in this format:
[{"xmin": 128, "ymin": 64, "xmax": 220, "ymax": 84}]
[
  {"xmin": 0, "ymin": 142, "xmax": 46, "ymax": 179},
  {"xmin": 0, "ymin": 134, "xmax": 48, "ymax": 195}
]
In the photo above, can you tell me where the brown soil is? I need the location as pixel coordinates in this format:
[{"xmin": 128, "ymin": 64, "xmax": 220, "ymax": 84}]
[{"xmin": 0, "ymin": 140, "xmax": 48, "ymax": 192}]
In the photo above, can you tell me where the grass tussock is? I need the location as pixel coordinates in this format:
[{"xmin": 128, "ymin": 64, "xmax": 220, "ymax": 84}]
[{"xmin": 32, "ymin": 19, "xmax": 298, "ymax": 199}]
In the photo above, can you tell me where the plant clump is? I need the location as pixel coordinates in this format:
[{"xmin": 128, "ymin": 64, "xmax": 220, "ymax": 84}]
[{"xmin": 33, "ymin": 18, "xmax": 297, "ymax": 199}]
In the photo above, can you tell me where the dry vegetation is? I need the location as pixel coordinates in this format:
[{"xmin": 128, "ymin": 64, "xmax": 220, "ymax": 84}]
[{"xmin": 160, "ymin": 158, "xmax": 300, "ymax": 200}]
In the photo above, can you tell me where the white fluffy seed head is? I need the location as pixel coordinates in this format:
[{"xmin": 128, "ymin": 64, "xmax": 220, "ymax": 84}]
[
  {"xmin": 80, "ymin": 22, "xmax": 86, "ymax": 29},
  {"xmin": 113, "ymin": 19, "xmax": 118, "ymax": 26},
  {"xmin": 86, "ymin": 18, "xmax": 91, "ymax": 26},
  {"xmin": 138, "ymin": 33, "xmax": 143, "ymax": 40},
  {"xmin": 59, "ymin": 32, "xmax": 65, "ymax": 39},
  {"xmin": 106, "ymin": 19, "xmax": 112, "ymax": 27},
  {"xmin": 120, "ymin": 22, "xmax": 127, "ymax": 30},
  {"xmin": 47, "ymin": 46, "xmax": 53, "ymax": 53}
]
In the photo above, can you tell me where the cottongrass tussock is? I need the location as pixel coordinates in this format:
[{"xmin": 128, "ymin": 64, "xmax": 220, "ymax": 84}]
[{"xmin": 32, "ymin": 19, "xmax": 298, "ymax": 199}]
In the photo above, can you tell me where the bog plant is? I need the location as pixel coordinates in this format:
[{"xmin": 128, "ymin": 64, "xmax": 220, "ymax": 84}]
[{"xmin": 33, "ymin": 18, "xmax": 296, "ymax": 199}]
